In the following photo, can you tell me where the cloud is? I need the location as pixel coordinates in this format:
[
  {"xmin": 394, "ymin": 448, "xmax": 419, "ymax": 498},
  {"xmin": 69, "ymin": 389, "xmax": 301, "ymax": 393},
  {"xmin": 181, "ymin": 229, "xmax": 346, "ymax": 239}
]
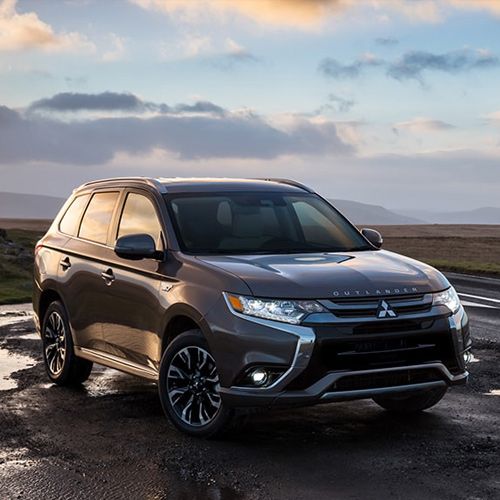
[
  {"xmin": 131, "ymin": 1, "xmax": 500, "ymax": 29},
  {"xmin": 0, "ymin": 0, "xmax": 94, "ymax": 52},
  {"xmin": 387, "ymin": 48, "xmax": 500, "ymax": 81},
  {"xmin": 160, "ymin": 34, "xmax": 213, "ymax": 60},
  {"xmin": 319, "ymin": 94, "xmax": 355, "ymax": 113},
  {"xmin": 27, "ymin": 92, "xmax": 227, "ymax": 116},
  {"xmin": 173, "ymin": 101, "xmax": 226, "ymax": 114},
  {"xmin": 393, "ymin": 117, "xmax": 456, "ymax": 133},
  {"xmin": 28, "ymin": 92, "xmax": 149, "ymax": 113},
  {"xmin": 101, "ymin": 33, "xmax": 126, "ymax": 62},
  {"xmin": 211, "ymin": 38, "xmax": 259, "ymax": 70},
  {"xmin": 448, "ymin": 0, "xmax": 500, "ymax": 16},
  {"xmin": 334, "ymin": 121, "xmax": 366, "ymax": 147},
  {"xmin": 3, "ymin": 144, "xmax": 498, "ymax": 212},
  {"xmin": 225, "ymin": 38, "xmax": 258, "ymax": 63},
  {"xmin": 159, "ymin": 34, "xmax": 257, "ymax": 67},
  {"xmin": 131, "ymin": 0, "xmax": 350, "ymax": 29},
  {"xmin": 0, "ymin": 99, "xmax": 353, "ymax": 165},
  {"xmin": 482, "ymin": 110, "xmax": 500, "ymax": 125},
  {"xmin": 319, "ymin": 48, "xmax": 500, "ymax": 83},
  {"xmin": 375, "ymin": 37, "xmax": 399, "ymax": 46},
  {"xmin": 319, "ymin": 53, "xmax": 384, "ymax": 79},
  {"xmin": 64, "ymin": 76, "xmax": 88, "ymax": 88}
]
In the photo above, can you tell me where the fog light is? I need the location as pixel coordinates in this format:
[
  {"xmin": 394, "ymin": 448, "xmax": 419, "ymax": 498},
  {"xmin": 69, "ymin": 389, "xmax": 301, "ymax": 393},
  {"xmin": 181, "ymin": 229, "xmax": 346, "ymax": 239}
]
[{"xmin": 250, "ymin": 368, "xmax": 269, "ymax": 386}]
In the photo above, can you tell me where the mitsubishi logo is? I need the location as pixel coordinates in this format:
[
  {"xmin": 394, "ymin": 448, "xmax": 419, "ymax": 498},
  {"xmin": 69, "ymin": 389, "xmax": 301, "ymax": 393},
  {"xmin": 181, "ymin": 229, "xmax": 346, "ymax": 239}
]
[{"xmin": 377, "ymin": 300, "xmax": 397, "ymax": 319}]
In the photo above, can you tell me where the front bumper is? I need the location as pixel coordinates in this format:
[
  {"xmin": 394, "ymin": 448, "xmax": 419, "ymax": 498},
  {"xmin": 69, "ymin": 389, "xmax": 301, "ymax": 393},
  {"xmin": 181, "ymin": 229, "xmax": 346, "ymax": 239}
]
[
  {"xmin": 220, "ymin": 362, "xmax": 467, "ymax": 407},
  {"xmin": 206, "ymin": 295, "xmax": 471, "ymax": 408}
]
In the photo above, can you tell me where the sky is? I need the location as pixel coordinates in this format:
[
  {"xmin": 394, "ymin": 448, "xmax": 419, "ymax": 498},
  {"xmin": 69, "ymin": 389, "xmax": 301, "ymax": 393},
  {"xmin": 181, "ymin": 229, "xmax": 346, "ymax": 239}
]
[{"xmin": 0, "ymin": 0, "xmax": 499, "ymax": 211}]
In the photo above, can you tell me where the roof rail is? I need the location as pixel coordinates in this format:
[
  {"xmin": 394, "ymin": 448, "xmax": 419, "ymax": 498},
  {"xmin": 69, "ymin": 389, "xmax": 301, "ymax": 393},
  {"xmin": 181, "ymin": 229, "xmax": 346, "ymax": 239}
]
[
  {"xmin": 256, "ymin": 178, "xmax": 314, "ymax": 193},
  {"xmin": 77, "ymin": 177, "xmax": 167, "ymax": 194}
]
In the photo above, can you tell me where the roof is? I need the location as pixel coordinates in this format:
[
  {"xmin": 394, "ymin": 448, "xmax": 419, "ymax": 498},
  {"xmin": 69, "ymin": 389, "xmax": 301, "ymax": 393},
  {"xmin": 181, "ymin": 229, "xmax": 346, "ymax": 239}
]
[{"xmin": 76, "ymin": 177, "xmax": 313, "ymax": 194}]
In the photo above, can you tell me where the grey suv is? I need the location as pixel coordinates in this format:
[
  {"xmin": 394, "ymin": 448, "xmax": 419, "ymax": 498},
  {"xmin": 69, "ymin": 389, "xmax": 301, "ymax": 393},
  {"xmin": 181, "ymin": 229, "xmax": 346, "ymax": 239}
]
[{"xmin": 33, "ymin": 177, "xmax": 471, "ymax": 437}]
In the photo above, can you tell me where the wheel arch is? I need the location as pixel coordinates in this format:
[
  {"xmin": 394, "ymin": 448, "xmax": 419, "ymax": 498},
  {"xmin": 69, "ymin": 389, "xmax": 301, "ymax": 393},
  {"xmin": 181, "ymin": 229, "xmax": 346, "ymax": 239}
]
[
  {"xmin": 160, "ymin": 304, "xmax": 212, "ymax": 357},
  {"xmin": 38, "ymin": 289, "xmax": 64, "ymax": 325},
  {"xmin": 37, "ymin": 289, "xmax": 78, "ymax": 342}
]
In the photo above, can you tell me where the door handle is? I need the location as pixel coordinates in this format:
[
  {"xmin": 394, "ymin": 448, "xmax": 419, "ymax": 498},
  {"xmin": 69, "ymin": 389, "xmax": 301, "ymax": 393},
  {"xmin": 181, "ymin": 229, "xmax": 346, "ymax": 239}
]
[
  {"xmin": 60, "ymin": 257, "xmax": 71, "ymax": 271},
  {"xmin": 101, "ymin": 268, "xmax": 115, "ymax": 285}
]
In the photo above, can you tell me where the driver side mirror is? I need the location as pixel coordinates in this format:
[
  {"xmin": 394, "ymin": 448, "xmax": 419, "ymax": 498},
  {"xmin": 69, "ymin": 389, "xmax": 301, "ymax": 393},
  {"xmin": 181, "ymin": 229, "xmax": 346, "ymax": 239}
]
[
  {"xmin": 114, "ymin": 233, "xmax": 159, "ymax": 260},
  {"xmin": 361, "ymin": 228, "xmax": 383, "ymax": 249}
]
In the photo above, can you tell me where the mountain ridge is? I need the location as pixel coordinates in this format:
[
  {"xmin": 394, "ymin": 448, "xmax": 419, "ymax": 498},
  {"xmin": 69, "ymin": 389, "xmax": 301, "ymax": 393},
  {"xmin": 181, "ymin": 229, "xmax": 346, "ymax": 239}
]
[{"xmin": 1, "ymin": 191, "xmax": 499, "ymax": 225}]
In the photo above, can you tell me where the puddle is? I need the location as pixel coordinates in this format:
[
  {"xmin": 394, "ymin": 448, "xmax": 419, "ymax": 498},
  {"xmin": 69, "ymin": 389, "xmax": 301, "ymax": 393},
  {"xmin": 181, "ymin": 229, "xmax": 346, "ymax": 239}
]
[
  {"xmin": 484, "ymin": 389, "xmax": 500, "ymax": 396},
  {"xmin": 0, "ymin": 447, "xmax": 35, "ymax": 468},
  {"xmin": 16, "ymin": 332, "xmax": 39, "ymax": 340},
  {"xmin": 0, "ymin": 347, "xmax": 36, "ymax": 391},
  {"xmin": 85, "ymin": 367, "xmax": 156, "ymax": 397},
  {"xmin": 0, "ymin": 303, "xmax": 33, "ymax": 328}
]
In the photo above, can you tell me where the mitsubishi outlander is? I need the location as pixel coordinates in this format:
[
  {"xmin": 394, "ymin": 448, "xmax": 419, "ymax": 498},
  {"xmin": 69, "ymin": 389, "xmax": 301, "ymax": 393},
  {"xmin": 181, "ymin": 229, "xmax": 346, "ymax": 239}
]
[{"xmin": 33, "ymin": 177, "xmax": 471, "ymax": 437}]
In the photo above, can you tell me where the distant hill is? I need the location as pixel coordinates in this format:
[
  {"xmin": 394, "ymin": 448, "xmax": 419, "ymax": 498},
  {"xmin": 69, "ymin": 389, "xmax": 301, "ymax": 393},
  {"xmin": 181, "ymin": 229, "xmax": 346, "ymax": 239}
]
[
  {"xmin": 1, "ymin": 191, "xmax": 499, "ymax": 225},
  {"xmin": 330, "ymin": 199, "xmax": 423, "ymax": 225},
  {"xmin": 396, "ymin": 207, "xmax": 500, "ymax": 225},
  {"xmin": 0, "ymin": 192, "xmax": 65, "ymax": 219}
]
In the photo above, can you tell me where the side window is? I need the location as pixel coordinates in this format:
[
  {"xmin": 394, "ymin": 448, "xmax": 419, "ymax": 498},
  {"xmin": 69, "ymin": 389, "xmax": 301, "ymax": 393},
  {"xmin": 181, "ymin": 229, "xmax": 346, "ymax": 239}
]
[
  {"xmin": 117, "ymin": 193, "xmax": 164, "ymax": 249},
  {"xmin": 59, "ymin": 194, "xmax": 90, "ymax": 236},
  {"xmin": 79, "ymin": 192, "xmax": 119, "ymax": 244}
]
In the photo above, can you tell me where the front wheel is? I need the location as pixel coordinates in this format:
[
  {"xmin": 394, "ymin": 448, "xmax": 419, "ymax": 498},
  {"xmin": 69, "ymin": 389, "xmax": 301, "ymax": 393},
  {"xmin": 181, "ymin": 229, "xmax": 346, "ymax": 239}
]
[
  {"xmin": 158, "ymin": 330, "xmax": 234, "ymax": 438},
  {"xmin": 373, "ymin": 386, "xmax": 448, "ymax": 413}
]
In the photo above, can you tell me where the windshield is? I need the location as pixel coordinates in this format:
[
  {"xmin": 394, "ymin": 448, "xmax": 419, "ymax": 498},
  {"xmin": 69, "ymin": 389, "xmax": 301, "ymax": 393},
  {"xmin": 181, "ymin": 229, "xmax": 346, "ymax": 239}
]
[{"xmin": 166, "ymin": 192, "xmax": 371, "ymax": 255}]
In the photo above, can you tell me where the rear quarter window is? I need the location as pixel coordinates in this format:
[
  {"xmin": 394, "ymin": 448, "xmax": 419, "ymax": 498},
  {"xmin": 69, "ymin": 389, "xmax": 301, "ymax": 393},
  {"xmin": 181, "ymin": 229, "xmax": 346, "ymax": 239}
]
[
  {"xmin": 59, "ymin": 194, "xmax": 90, "ymax": 236},
  {"xmin": 78, "ymin": 192, "xmax": 119, "ymax": 245}
]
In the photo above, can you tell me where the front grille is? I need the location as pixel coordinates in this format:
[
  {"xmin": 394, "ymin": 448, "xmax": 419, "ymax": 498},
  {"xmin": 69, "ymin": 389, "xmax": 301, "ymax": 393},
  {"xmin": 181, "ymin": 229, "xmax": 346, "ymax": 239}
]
[
  {"xmin": 320, "ymin": 332, "xmax": 454, "ymax": 371},
  {"xmin": 321, "ymin": 294, "xmax": 432, "ymax": 319},
  {"xmin": 286, "ymin": 322, "xmax": 461, "ymax": 390},
  {"xmin": 352, "ymin": 319, "xmax": 436, "ymax": 335},
  {"xmin": 331, "ymin": 368, "xmax": 442, "ymax": 392},
  {"xmin": 286, "ymin": 297, "xmax": 462, "ymax": 391}
]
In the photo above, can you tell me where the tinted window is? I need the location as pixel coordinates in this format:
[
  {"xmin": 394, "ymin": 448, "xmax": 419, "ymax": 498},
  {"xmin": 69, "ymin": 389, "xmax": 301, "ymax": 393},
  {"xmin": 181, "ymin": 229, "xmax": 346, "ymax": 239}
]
[
  {"xmin": 79, "ymin": 192, "xmax": 119, "ymax": 244},
  {"xmin": 59, "ymin": 194, "xmax": 89, "ymax": 236},
  {"xmin": 117, "ymin": 193, "xmax": 163, "ymax": 249},
  {"xmin": 293, "ymin": 201, "xmax": 354, "ymax": 248},
  {"xmin": 168, "ymin": 193, "xmax": 369, "ymax": 254}
]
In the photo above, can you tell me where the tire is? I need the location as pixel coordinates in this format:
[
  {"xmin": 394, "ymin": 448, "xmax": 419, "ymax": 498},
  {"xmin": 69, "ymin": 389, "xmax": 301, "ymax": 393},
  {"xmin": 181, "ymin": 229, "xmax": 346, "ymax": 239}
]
[
  {"xmin": 373, "ymin": 386, "xmax": 448, "ymax": 413},
  {"xmin": 41, "ymin": 301, "xmax": 93, "ymax": 386},
  {"xmin": 158, "ymin": 329, "xmax": 234, "ymax": 438}
]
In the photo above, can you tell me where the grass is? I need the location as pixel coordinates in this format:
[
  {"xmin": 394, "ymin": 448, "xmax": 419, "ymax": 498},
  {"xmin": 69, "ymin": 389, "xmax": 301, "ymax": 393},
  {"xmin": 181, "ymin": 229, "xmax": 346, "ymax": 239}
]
[
  {"xmin": 0, "ymin": 227, "xmax": 45, "ymax": 305},
  {"xmin": 372, "ymin": 225, "xmax": 500, "ymax": 278},
  {"xmin": 0, "ymin": 221, "xmax": 499, "ymax": 305},
  {"xmin": 424, "ymin": 260, "xmax": 500, "ymax": 276},
  {"xmin": 0, "ymin": 278, "xmax": 34, "ymax": 305}
]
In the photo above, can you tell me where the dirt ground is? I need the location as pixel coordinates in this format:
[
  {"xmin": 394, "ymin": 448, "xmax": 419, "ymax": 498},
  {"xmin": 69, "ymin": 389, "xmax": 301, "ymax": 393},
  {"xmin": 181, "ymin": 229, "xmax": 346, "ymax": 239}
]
[{"xmin": 0, "ymin": 302, "xmax": 499, "ymax": 499}]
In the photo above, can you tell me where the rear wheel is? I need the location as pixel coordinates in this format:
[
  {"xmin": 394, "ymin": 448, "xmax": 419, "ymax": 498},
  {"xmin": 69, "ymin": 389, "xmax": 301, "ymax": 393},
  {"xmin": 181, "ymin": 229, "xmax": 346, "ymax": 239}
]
[
  {"xmin": 373, "ymin": 386, "xmax": 448, "ymax": 413},
  {"xmin": 158, "ymin": 330, "xmax": 234, "ymax": 438},
  {"xmin": 42, "ymin": 301, "xmax": 93, "ymax": 386}
]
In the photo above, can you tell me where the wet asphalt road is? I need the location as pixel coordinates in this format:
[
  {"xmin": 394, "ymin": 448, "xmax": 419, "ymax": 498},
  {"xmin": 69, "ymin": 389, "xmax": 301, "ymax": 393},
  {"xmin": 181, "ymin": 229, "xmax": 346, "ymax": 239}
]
[{"xmin": 0, "ymin": 274, "xmax": 499, "ymax": 499}]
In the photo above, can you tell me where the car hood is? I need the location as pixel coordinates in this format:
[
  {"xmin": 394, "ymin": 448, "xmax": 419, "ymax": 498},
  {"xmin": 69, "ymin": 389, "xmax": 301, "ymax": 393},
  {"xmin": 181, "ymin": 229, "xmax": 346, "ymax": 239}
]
[{"xmin": 197, "ymin": 250, "xmax": 450, "ymax": 299}]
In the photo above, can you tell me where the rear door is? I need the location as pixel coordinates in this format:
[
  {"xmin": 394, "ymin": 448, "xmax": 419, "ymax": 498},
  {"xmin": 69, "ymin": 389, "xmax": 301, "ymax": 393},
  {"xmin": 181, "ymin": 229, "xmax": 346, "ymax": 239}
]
[
  {"xmin": 100, "ymin": 189, "xmax": 167, "ymax": 369},
  {"xmin": 59, "ymin": 190, "xmax": 121, "ymax": 351}
]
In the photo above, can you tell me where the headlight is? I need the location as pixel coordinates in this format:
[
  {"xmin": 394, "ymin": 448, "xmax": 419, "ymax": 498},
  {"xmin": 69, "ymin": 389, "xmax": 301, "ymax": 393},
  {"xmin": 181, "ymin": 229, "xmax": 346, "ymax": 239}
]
[
  {"xmin": 224, "ymin": 293, "xmax": 326, "ymax": 324},
  {"xmin": 432, "ymin": 287, "xmax": 461, "ymax": 313}
]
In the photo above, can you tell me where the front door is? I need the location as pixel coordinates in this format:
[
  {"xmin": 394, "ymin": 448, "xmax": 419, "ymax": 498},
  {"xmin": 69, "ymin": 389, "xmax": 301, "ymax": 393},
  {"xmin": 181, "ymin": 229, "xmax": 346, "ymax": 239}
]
[{"xmin": 100, "ymin": 190, "xmax": 167, "ymax": 370}]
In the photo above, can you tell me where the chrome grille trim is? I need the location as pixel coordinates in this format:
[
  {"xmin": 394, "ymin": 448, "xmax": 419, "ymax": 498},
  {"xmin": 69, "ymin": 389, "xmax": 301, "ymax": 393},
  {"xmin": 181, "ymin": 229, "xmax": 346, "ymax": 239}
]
[{"xmin": 319, "ymin": 293, "xmax": 433, "ymax": 319}]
